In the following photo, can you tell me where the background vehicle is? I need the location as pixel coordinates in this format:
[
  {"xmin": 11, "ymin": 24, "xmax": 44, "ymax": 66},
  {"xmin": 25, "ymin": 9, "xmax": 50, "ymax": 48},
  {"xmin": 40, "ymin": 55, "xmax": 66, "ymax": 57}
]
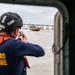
[{"xmin": 0, "ymin": 0, "xmax": 74, "ymax": 75}]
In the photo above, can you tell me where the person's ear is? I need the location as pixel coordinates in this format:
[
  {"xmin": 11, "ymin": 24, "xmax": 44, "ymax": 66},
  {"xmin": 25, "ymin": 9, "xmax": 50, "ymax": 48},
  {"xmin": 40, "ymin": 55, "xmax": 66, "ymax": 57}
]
[
  {"xmin": 11, "ymin": 28, "xmax": 19, "ymax": 38},
  {"xmin": 13, "ymin": 28, "xmax": 17, "ymax": 35}
]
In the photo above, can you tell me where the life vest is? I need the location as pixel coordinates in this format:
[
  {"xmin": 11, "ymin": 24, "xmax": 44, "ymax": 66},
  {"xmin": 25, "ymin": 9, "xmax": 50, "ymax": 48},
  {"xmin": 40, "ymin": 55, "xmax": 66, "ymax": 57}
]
[
  {"xmin": 0, "ymin": 35, "xmax": 30, "ymax": 69},
  {"xmin": 0, "ymin": 35, "xmax": 11, "ymax": 44}
]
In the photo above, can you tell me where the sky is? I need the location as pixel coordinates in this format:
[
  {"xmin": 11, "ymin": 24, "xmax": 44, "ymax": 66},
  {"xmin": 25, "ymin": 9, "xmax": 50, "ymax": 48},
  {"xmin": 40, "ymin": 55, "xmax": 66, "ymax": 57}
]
[{"xmin": 0, "ymin": 3, "xmax": 58, "ymax": 25}]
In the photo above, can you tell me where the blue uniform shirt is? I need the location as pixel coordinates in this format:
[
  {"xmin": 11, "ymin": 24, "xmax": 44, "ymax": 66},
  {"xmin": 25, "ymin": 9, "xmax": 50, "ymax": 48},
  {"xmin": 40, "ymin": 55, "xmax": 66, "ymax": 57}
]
[{"xmin": 0, "ymin": 38, "xmax": 45, "ymax": 75}]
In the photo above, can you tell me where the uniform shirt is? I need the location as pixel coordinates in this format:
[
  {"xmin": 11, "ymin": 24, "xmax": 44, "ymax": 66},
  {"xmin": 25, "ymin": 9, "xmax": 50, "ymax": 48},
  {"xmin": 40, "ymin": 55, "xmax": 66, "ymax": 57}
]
[{"xmin": 0, "ymin": 38, "xmax": 45, "ymax": 75}]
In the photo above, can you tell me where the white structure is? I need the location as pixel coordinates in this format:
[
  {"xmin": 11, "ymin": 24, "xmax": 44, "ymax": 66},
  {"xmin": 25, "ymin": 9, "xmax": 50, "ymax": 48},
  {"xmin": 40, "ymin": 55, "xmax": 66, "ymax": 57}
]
[{"xmin": 22, "ymin": 24, "xmax": 54, "ymax": 30}]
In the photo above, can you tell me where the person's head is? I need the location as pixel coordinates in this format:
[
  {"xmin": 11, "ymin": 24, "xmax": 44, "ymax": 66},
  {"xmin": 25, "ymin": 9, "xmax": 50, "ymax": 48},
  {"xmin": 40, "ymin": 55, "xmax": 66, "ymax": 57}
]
[{"xmin": 0, "ymin": 12, "xmax": 23, "ymax": 38}]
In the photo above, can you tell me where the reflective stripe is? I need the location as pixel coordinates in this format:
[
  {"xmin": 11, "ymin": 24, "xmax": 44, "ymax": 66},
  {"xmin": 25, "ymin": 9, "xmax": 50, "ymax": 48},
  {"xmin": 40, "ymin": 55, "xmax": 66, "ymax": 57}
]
[
  {"xmin": 0, "ymin": 24, "xmax": 5, "ymax": 29},
  {"xmin": 1, "ymin": 16, "xmax": 7, "ymax": 23},
  {"xmin": 7, "ymin": 20, "xmax": 15, "ymax": 26}
]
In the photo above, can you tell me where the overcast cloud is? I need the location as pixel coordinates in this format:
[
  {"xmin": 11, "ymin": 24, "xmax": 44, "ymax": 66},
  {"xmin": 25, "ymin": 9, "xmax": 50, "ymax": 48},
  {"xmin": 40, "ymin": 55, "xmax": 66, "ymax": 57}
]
[{"xmin": 0, "ymin": 3, "xmax": 58, "ymax": 25}]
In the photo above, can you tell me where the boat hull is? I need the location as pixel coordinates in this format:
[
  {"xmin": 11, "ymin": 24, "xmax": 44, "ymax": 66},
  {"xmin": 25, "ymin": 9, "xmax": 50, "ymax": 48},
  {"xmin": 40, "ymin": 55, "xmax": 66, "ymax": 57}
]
[{"xmin": 29, "ymin": 27, "xmax": 41, "ymax": 31}]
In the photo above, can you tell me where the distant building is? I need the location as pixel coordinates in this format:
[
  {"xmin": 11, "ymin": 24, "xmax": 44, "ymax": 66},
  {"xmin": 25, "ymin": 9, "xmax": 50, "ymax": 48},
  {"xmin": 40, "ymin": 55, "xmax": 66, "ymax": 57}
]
[{"xmin": 22, "ymin": 24, "xmax": 54, "ymax": 30}]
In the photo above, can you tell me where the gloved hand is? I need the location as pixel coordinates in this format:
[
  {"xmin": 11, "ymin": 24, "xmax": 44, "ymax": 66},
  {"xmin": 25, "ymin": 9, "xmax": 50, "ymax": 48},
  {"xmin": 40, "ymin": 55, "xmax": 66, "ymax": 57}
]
[{"xmin": 24, "ymin": 57, "xmax": 30, "ymax": 69}]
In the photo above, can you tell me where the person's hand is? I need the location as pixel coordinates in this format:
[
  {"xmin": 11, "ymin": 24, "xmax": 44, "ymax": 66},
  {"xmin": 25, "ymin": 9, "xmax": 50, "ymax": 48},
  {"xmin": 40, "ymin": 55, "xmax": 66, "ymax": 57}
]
[
  {"xmin": 18, "ymin": 31, "xmax": 28, "ymax": 43},
  {"xmin": 24, "ymin": 57, "xmax": 30, "ymax": 69}
]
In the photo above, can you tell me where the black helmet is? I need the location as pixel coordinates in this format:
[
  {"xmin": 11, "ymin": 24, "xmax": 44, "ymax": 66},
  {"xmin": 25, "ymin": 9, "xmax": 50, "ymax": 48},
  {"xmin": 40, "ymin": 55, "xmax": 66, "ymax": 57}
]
[{"xmin": 0, "ymin": 12, "xmax": 23, "ymax": 32}]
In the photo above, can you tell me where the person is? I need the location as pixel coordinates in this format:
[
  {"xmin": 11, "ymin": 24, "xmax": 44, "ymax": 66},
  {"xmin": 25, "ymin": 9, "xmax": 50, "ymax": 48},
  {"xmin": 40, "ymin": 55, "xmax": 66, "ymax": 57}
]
[{"xmin": 0, "ymin": 12, "xmax": 45, "ymax": 75}]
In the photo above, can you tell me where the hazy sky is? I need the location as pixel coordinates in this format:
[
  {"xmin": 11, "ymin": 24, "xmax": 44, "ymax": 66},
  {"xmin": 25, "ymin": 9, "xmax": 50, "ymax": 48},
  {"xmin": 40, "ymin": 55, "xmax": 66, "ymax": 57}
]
[{"xmin": 0, "ymin": 3, "xmax": 58, "ymax": 25}]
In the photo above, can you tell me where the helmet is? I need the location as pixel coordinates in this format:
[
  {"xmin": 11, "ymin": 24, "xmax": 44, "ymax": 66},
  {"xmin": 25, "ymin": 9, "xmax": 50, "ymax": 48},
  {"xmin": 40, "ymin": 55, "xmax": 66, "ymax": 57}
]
[{"xmin": 0, "ymin": 12, "xmax": 23, "ymax": 32}]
